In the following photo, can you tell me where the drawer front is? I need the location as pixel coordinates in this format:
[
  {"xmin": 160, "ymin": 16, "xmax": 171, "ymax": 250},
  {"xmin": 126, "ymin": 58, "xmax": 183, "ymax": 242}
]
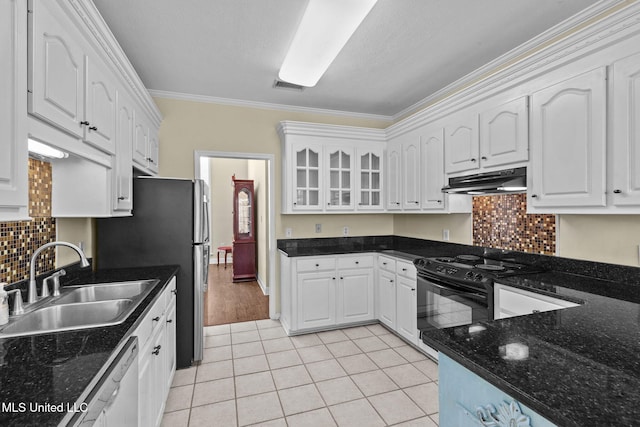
[
  {"xmin": 338, "ymin": 254, "xmax": 374, "ymax": 270},
  {"xmin": 297, "ymin": 257, "xmax": 337, "ymax": 272},
  {"xmin": 397, "ymin": 260, "xmax": 417, "ymax": 279},
  {"xmin": 136, "ymin": 290, "xmax": 167, "ymax": 348},
  {"xmin": 378, "ymin": 255, "xmax": 396, "ymax": 272}
]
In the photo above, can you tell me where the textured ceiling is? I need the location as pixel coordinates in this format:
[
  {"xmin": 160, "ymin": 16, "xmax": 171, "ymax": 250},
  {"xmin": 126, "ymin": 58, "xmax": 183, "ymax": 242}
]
[{"xmin": 93, "ymin": 0, "xmax": 601, "ymax": 118}]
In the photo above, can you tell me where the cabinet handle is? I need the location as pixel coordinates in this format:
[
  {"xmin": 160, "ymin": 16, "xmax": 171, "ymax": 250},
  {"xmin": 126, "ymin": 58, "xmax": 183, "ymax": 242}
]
[
  {"xmin": 395, "ymin": 202, "xmax": 400, "ymax": 205},
  {"xmin": 340, "ymin": 277, "xmax": 344, "ymax": 280},
  {"xmin": 89, "ymin": 126, "xmax": 98, "ymax": 131},
  {"xmin": 390, "ymin": 279, "xmax": 394, "ymax": 283},
  {"xmin": 315, "ymin": 264, "xmax": 319, "ymax": 267},
  {"xmin": 481, "ymin": 156, "xmax": 487, "ymax": 161},
  {"xmin": 613, "ymin": 189, "xmax": 622, "ymax": 194},
  {"xmin": 382, "ymin": 262, "xmax": 387, "ymax": 265},
  {"xmin": 471, "ymin": 158, "xmax": 477, "ymax": 162},
  {"xmin": 332, "ymin": 277, "xmax": 336, "ymax": 280},
  {"xmin": 531, "ymin": 194, "xmax": 538, "ymax": 198},
  {"xmin": 152, "ymin": 316, "xmax": 160, "ymax": 322},
  {"xmin": 532, "ymin": 310, "xmax": 541, "ymax": 314},
  {"xmin": 437, "ymin": 200, "xmax": 442, "ymax": 203},
  {"xmin": 118, "ymin": 196, "xmax": 125, "ymax": 201},
  {"xmin": 411, "ymin": 288, "xmax": 416, "ymax": 291},
  {"xmin": 293, "ymin": 202, "xmax": 297, "ymax": 205},
  {"xmin": 402, "ymin": 268, "xmax": 407, "ymax": 271},
  {"xmin": 167, "ymin": 319, "xmax": 173, "ymax": 323},
  {"xmin": 80, "ymin": 121, "xmax": 89, "ymax": 126},
  {"xmin": 152, "ymin": 345, "xmax": 162, "ymax": 355},
  {"xmin": 172, "ymin": 289, "xmax": 177, "ymax": 295},
  {"xmin": 355, "ymin": 261, "xmax": 359, "ymax": 265}
]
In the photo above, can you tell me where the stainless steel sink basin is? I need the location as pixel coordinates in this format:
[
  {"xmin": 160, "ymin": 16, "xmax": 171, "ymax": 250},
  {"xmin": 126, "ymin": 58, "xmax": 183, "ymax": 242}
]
[
  {"xmin": 52, "ymin": 280, "xmax": 158, "ymax": 305},
  {"xmin": 0, "ymin": 279, "xmax": 160, "ymax": 338},
  {"xmin": 0, "ymin": 299, "xmax": 133, "ymax": 337}
]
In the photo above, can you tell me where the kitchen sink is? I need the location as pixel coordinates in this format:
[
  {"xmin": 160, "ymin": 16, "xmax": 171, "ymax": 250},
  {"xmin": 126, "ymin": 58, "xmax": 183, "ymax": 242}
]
[
  {"xmin": 52, "ymin": 280, "xmax": 158, "ymax": 305},
  {"xmin": 0, "ymin": 299, "xmax": 133, "ymax": 337},
  {"xmin": 0, "ymin": 279, "xmax": 160, "ymax": 338}
]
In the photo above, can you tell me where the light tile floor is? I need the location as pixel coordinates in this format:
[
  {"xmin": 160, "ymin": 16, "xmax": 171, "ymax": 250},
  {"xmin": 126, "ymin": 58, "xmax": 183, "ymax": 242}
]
[{"xmin": 161, "ymin": 320, "xmax": 439, "ymax": 427}]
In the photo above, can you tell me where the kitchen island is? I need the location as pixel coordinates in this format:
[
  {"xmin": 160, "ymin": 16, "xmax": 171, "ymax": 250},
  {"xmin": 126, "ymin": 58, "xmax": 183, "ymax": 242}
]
[
  {"xmin": 0, "ymin": 265, "xmax": 179, "ymax": 426},
  {"xmin": 279, "ymin": 236, "xmax": 640, "ymax": 426}
]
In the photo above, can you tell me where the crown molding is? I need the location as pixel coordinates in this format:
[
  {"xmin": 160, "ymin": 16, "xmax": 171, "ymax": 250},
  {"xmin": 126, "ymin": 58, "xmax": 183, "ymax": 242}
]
[
  {"xmin": 148, "ymin": 90, "xmax": 394, "ymax": 123},
  {"xmin": 64, "ymin": 0, "xmax": 162, "ymax": 125},
  {"xmin": 386, "ymin": 0, "xmax": 640, "ymax": 138},
  {"xmin": 277, "ymin": 120, "xmax": 386, "ymax": 142}
]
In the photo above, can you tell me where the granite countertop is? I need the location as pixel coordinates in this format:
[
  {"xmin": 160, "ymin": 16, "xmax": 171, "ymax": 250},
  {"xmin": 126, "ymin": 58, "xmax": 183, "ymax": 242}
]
[
  {"xmin": 422, "ymin": 270, "xmax": 640, "ymax": 427},
  {"xmin": 279, "ymin": 236, "xmax": 640, "ymax": 426},
  {"xmin": 0, "ymin": 265, "xmax": 179, "ymax": 427}
]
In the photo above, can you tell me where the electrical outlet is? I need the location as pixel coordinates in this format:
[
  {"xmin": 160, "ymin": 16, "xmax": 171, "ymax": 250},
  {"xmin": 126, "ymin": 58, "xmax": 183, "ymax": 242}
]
[
  {"xmin": 343, "ymin": 226, "xmax": 349, "ymax": 236},
  {"xmin": 315, "ymin": 224, "xmax": 322, "ymax": 233},
  {"xmin": 285, "ymin": 228, "xmax": 292, "ymax": 238},
  {"xmin": 443, "ymin": 229, "xmax": 450, "ymax": 241}
]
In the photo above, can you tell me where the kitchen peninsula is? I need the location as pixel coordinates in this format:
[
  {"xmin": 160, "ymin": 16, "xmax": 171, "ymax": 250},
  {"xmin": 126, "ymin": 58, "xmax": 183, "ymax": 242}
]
[{"xmin": 279, "ymin": 236, "xmax": 640, "ymax": 426}]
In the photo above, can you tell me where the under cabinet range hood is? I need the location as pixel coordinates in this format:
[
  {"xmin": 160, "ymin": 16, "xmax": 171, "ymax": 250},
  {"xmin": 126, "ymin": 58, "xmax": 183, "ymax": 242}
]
[{"xmin": 442, "ymin": 167, "xmax": 527, "ymax": 195}]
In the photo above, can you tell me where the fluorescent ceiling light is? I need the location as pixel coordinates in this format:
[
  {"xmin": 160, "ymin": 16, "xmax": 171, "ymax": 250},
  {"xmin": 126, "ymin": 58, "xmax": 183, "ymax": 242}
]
[
  {"xmin": 278, "ymin": 0, "xmax": 378, "ymax": 87},
  {"xmin": 499, "ymin": 186, "xmax": 527, "ymax": 192},
  {"xmin": 28, "ymin": 138, "xmax": 68, "ymax": 159}
]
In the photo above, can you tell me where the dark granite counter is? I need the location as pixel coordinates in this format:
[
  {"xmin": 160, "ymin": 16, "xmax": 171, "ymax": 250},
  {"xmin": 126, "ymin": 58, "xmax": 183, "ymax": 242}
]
[
  {"xmin": 0, "ymin": 265, "xmax": 179, "ymax": 427},
  {"xmin": 279, "ymin": 236, "xmax": 640, "ymax": 426}
]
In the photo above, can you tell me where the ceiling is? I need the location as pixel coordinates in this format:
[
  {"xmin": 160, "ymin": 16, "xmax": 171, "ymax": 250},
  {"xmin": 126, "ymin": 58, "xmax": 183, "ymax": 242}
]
[{"xmin": 93, "ymin": 0, "xmax": 601, "ymax": 119}]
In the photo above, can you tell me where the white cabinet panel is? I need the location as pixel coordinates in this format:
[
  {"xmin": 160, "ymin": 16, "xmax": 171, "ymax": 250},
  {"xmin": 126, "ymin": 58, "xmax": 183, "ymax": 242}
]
[
  {"xmin": 356, "ymin": 148, "xmax": 383, "ymax": 210},
  {"xmin": 114, "ymin": 93, "xmax": 133, "ymax": 212},
  {"xmin": 297, "ymin": 272, "xmax": 336, "ymax": 329},
  {"xmin": 479, "ymin": 96, "xmax": 529, "ymax": 168},
  {"xmin": 420, "ymin": 128, "xmax": 445, "ymax": 210},
  {"xmin": 529, "ymin": 67, "xmax": 607, "ymax": 208},
  {"xmin": 445, "ymin": 115, "xmax": 479, "ymax": 174},
  {"xmin": 326, "ymin": 146, "xmax": 354, "ymax": 210},
  {"xmin": 0, "ymin": 0, "xmax": 28, "ymax": 221},
  {"xmin": 377, "ymin": 270, "xmax": 396, "ymax": 329},
  {"xmin": 292, "ymin": 143, "xmax": 323, "ymax": 211},
  {"xmin": 396, "ymin": 276, "xmax": 417, "ymax": 344},
  {"xmin": 612, "ymin": 52, "xmax": 640, "ymax": 206},
  {"xmin": 85, "ymin": 57, "xmax": 117, "ymax": 154},
  {"xmin": 402, "ymin": 140, "xmax": 421, "ymax": 209},
  {"xmin": 337, "ymin": 269, "xmax": 374, "ymax": 323},
  {"xmin": 386, "ymin": 140, "xmax": 402, "ymax": 210}
]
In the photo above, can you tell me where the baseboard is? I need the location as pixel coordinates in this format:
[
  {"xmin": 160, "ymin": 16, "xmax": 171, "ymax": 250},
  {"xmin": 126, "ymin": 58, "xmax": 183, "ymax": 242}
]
[{"xmin": 257, "ymin": 273, "xmax": 268, "ymax": 296}]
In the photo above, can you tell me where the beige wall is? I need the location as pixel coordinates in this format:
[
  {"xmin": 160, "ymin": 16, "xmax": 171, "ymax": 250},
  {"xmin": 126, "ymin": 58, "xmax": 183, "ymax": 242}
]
[
  {"xmin": 557, "ymin": 215, "xmax": 640, "ymax": 267},
  {"xmin": 393, "ymin": 214, "xmax": 472, "ymax": 245},
  {"xmin": 56, "ymin": 217, "xmax": 93, "ymax": 267}
]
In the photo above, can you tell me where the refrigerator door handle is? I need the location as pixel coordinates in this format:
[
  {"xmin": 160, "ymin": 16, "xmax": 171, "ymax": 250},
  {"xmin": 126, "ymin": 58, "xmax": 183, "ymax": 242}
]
[{"xmin": 193, "ymin": 244, "xmax": 205, "ymax": 363}]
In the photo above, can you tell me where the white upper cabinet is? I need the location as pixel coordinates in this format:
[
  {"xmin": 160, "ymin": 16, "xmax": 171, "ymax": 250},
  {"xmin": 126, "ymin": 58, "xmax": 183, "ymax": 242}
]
[
  {"xmin": 133, "ymin": 114, "xmax": 160, "ymax": 174},
  {"xmin": 386, "ymin": 139, "xmax": 402, "ymax": 210},
  {"xmin": 611, "ymin": 52, "xmax": 640, "ymax": 206},
  {"xmin": 479, "ymin": 96, "xmax": 529, "ymax": 168},
  {"xmin": 0, "ymin": 0, "xmax": 28, "ymax": 221},
  {"xmin": 420, "ymin": 128, "xmax": 446, "ymax": 210},
  {"xmin": 529, "ymin": 67, "xmax": 607, "ymax": 208},
  {"xmin": 356, "ymin": 147, "xmax": 383, "ymax": 210},
  {"xmin": 326, "ymin": 146, "xmax": 354, "ymax": 211},
  {"xmin": 402, "ymin": 138, "xmax": 421, "ymax": 209},
  {"xmin": 29, "ymin": 0, "xmax": 86, "ymax": 139},
  {"xmin": 444, "ymin": 114, "xmax": 479, "ymax": 174},
  {"xmin": 85, "ymin": 56, "xmax": 117, "ymax": 154},
  {"xmin": 114, "ymin": 93, "xmax": 134, "ymax": 213}
]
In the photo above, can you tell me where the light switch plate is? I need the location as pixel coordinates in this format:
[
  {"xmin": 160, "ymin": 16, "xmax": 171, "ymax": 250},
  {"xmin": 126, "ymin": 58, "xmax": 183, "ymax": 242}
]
[
  {"xmin": 315, "ymin": 224, "xmax": 322, "ymax": 233},
  {"xmin": 285, "ymin": 228, "xmax": 292, "ymax": 238},
  {"xmin": 443, "ymin": 229, "xmax": 450, "ymax": 241}
]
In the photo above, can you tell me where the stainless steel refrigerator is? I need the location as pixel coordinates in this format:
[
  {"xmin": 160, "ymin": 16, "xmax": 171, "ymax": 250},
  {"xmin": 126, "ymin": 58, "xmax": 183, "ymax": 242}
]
[{"xmin": 96, "ymin": 177, "xmax": 210, "ymax": 368}]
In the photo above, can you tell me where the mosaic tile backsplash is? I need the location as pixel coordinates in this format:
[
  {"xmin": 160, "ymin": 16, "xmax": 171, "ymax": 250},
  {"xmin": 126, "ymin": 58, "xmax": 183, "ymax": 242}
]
[
  {"xmin": 0, "ymin": 158, "xmax": 56, "ymax": 284},
  {"xmin": 473, "ymin": 193, "xmax": 556, "ymax": 255}
]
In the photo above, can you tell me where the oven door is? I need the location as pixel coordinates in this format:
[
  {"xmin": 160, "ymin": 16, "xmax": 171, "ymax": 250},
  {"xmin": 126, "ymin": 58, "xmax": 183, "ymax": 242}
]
[{"xmin": 417, "ymin": 273, "xmax": 489, "ymax": 331}]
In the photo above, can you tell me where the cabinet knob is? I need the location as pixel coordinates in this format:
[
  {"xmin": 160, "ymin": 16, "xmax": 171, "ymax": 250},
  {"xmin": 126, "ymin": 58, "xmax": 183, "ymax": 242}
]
[
  {"xmin": 152, "ymin": 316, "xmax": 160, "ymax": 322},
  {"xmin": 172, "ymin": 289, "xmax": 177, "ymax": 295},
  {"xmin": 382, "ymin": 262, "xmax": 387, "ymax": 265},
  {"xmin": 613, "ymin": 189, "xmax": 622, "ymax": 194},
  {"xmin": 89, "ymin": 126, "xmax": 98, "ymax": 131},
  {"xmin": 531, "ymin": 194, "xmax": 538, "ymax": 198},
  {"xmin": 118, "ymin": 196, "xmax": 125, "ymax": 201},
  {"xmin": 355, "ymin": 261, "xmax": 359, "ymax": 265},
  {"xmin": 340, "ymin": 277, "xmax": 344, "ymax": 280},
  {"xmin": 80, "ymin": 121, "xmax": 89, "ymax": 126},
  {"xmin": 481, "ymin": 156, "xmax": 487, "ymax": 161},
  {"xmin": 390, "ymin": 279, "xmax": 394, "ymax": 283},
  {"xmin": 402, "ymin": 268, "xmax": 407, "ymax": 271},
  {"xmin": 437, "ymin": 200, "xmax": 442, "ymax": 203},
  {"xmin": 167, "ymin": 319, "xmax": 173, "ymax": 323},
  {"xmin": 411, "ymin": 288, "xmax": 416, "ymax": 291},
  {"xmin": 315, "ymin": 264, "xmax": 319, "ymax": 267},
  {"xmin": 332, "ymin": 277, "xmax": 336, "ymax": 280},
  {"xmin": 152, "ymin": 345, "xmax": 162, "ymax": 355},
  {"xmin": 471, "ymin": 158, "xmax": 477, "ymax": 162}
]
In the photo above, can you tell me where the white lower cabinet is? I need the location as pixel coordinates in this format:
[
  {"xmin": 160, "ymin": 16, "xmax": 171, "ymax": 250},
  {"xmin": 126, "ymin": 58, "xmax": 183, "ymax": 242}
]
[
  {"xmin": 135, "ymin": 277, "xmax": 177, "ymax": 427},
  {"xmin": 337, "ymin": 268, "xmax": 374, "ymax": 323},
  {"xmin": 395, "ymin": 275, "xmax": 417, "ymax": 344},
  {"xmin": 297, "ymin": 271, "xmax": 337, "ymax": 330},
  {"xmin": 377, "ymin": 269, "xmax": 396, "ymax": 330},
  {"xmin": 376, "ymin": 256, "xmax": 418, "ymax": 344}
]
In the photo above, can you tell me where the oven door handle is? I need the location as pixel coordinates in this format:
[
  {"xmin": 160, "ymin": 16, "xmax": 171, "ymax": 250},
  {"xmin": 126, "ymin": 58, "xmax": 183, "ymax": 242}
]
[{"xmin": 419, "ymin": 276, "xmax": 487, "ymax": 301}]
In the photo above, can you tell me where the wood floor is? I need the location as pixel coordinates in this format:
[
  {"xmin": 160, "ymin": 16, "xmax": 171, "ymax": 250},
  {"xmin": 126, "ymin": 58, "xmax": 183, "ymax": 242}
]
[{"xmin": 204, "ymin": 263, "xmax": 269, "ymax": 326}]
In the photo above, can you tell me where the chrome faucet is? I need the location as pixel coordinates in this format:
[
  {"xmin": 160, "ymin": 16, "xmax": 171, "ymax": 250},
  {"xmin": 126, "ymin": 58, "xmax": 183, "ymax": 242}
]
[{"xmin": 29, "ymin": 242, "xmax": 90, "ymax": 304}]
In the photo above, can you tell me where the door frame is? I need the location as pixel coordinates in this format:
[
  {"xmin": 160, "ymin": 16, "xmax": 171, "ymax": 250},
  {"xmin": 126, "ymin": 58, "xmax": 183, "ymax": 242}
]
[{"xmin": 194, "ymin": 150, "xmax": 277, "ymax": 320}]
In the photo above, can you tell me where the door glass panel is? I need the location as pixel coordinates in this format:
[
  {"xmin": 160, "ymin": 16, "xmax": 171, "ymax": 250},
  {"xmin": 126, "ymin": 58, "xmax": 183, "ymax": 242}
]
[
  {"xmin": 330, "ymin": 151, "xmax": 339, "ymax": 168},
  {"xmin": 330, "ymin": 190, "xmax": 338, "ymax": 205},
  {"xmin": 342, "ymin": 192, "xmax": 350, "ymax": 205},
  {"xmin": 296, "ymin": 190, "xmax": 306, "ymax": 205},
  {"xmin": 372, "ymin": 192, "xmax": 380, "ymax": 205},
  {"xmin": 237, "ymin": 189, "xmax": 251, "ymax": 236},
  {"xmin": 361, "ymin": 154, "xmax": 369, "ymax": 170},
  {"xmin": 361, "ymin": 192, "xmax": 369, "ymax": 205},
  {"xmin": 309, "ymin": 170, "xmax": 318, "ymax": 188},
  {"xmin": 297, "ymin": 169, "xmax": 306, "ymax": 187},
  {"xmin": 372, "ymin": 172, "xmax": 380, "ymax": 189},
  {"xmin": 361, "ymin": 172, "xmax": 369, "ymax": 189},
  {"xmin": 342, "ymin": 171, "xmax": 350, "ymax": 188},
  {"xmin": 297, "ymin": 150, "xmax": 306, "ymax": 167},
  {"xmin": 372, "ymin": 154, "xmax": 379, "ymax": 170},
  {"xmin": 309, "ymin": 150, "xmax": 318, "ymax": 167}
]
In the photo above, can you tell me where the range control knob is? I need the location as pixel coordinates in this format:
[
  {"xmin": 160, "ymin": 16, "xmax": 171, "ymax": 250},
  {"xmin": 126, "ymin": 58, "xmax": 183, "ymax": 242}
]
[
  {"xmin": 474, "ymin": 273, "xmax": 483, "ymax": 281},
  {"xmin": 465, "ymin": 271, "xmax": 474, "ymax": 278}
]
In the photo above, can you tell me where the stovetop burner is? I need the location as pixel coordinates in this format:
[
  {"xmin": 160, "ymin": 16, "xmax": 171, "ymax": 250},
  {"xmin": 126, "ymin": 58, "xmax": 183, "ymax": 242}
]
[
  {"xmin": 457, "ymin": 255, "xmax": 481, "ymax": 261},
  {"xmin": 474, "ymin": 264, "xmax": 506, "ymax": 271}
]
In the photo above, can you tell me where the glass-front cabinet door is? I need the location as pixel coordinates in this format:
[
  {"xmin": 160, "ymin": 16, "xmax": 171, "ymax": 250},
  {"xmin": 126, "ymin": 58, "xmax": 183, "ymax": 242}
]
[
  {"xmin": 326, "ymin": 147, "xmax": 354, "ymax": 210},
  {"xmin": 293, "ymin": 144, "xmax": 322, "ymax": 210},
  {"xmin": 357, "ymin": 148, "xmax": 383, "ymax": 210}
]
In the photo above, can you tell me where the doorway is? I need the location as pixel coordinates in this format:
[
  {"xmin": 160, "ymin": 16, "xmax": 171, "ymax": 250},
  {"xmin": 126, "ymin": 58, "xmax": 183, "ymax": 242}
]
[{"xmin": 195, "ymin": 151, "xmax": 277, "ymax": 325}]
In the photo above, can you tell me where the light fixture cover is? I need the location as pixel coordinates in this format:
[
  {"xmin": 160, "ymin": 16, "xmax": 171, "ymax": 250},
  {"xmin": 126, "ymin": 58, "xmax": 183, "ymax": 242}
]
[
  {"xmin": 278, "ymin": 0, "xmax": 378, "ymax": 87},
  {"xmin": 27, "ymin": 138, "xmax": 68, "ymax": 159}
]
